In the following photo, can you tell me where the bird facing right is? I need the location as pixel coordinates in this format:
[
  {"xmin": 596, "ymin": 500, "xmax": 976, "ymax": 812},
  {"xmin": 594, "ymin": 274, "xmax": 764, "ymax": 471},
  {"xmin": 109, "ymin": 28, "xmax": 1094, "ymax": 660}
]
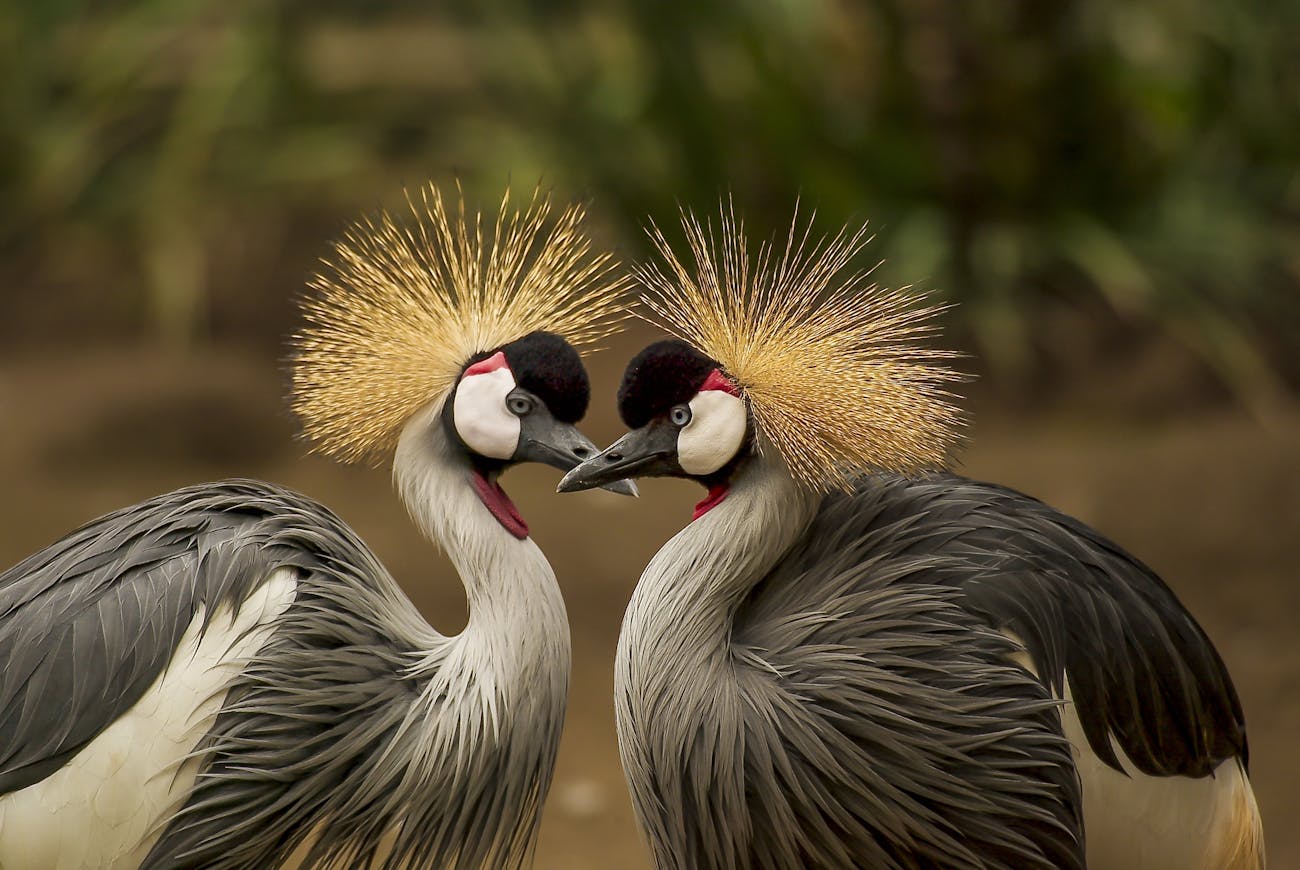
[
  {"xmin": 0, "ymin": 185, "xmax": 631, "ymax": 869},
  {"xmin": 560, "ymin": 204, "xmax": 1263, "ymax": 869}
]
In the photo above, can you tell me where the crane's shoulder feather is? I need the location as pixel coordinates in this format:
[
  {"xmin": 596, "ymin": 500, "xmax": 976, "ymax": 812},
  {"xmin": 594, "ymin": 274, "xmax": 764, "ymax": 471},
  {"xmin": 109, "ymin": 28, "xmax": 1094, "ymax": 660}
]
[
  {"xmin": 742, "ymin": 472, "xmax": 1246, "ymax": 781},
  {"xmin": 728, "ymin": 484, "xmax": 1084, "ymax": 868},
  {"xmin": 0, "ymin": 479, "xmax": 395, "ymax": 797}
]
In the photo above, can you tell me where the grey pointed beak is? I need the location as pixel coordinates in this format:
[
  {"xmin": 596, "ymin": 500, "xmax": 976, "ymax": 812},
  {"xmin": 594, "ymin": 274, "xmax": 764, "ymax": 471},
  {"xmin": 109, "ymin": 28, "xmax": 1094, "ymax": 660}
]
[
  {"xmin": 557, "ymin": 423, "xmax": 681, "ymax": 493},
  {"xmin": 514, "ymin": 416, "xmax": 638, "ymax": 497}
]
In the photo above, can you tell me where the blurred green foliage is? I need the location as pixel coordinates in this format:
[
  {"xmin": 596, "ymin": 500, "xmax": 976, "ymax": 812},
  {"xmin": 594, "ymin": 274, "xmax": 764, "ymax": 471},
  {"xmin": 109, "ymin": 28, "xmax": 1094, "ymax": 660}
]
[{"xmin": 1, "ymin": 0, "xmax": 1296, "ymax": 403}]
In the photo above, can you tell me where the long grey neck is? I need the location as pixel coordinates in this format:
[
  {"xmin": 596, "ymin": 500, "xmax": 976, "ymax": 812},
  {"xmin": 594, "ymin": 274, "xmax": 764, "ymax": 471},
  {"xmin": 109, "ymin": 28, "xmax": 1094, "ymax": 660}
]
[
  {"xmin": 619, "ymin": 449, "xmax": 818, "ymax": 680},
  {"xmin": 614, "ymin": 450, "xmax": 818, "ymax": 865},
  {"xmin": 392, "ymin": 400, "xmax": 570, "ymax": 721},
  {"xmin": 304, "ymin": 398, "xmax": 570, "ymax": 867}
]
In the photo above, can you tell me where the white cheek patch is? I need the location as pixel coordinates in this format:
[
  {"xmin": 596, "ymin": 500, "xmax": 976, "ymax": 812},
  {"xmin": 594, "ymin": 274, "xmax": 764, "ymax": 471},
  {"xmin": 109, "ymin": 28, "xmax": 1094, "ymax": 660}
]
[
  {"xmin": 453, "ymin": 366, "xmax": 521, "ymax": 460},
  {"xmin": 678, "ymin": 390, "xmax": 747, "ymax": 476}
]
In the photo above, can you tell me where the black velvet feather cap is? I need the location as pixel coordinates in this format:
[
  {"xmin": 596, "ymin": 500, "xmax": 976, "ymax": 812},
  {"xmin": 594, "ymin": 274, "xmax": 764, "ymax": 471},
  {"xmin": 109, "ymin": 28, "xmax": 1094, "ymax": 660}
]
[
  {"xmin": 463, "ymin": 331, "xmax": 591, "ymax": 423},
  {"xmin": 617, "ymin": 340, "xmax": 721, "ymax": 428}
]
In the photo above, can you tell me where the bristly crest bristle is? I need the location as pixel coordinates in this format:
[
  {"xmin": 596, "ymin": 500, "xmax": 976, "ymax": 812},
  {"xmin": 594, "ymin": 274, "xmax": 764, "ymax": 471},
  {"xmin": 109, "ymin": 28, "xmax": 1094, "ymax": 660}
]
[
  {"xmin": 291, "ymin": 183, "xmax": 629, "ymax": 464},
  {"xmin": 636, "ymin": 199, "xmax": 965, "ymax": 491}
]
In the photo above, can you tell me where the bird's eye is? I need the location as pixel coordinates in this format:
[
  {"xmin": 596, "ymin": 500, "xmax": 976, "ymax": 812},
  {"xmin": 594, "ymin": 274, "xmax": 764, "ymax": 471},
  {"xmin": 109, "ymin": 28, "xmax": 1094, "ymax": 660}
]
[
  {"xmin": 507, "ymin": 395, "xmax": 534, "ymax": 417},
  {"xmin": 670, "ymin": 405, "xmax": 692, "ymax": 427}
]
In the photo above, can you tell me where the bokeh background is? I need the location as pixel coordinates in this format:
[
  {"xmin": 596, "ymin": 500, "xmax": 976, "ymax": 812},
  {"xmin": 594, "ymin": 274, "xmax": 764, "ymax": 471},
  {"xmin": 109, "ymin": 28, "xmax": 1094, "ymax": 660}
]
[{"xmin": 1, "ymin": 1, "xmax": 1297, "ymax": 866}]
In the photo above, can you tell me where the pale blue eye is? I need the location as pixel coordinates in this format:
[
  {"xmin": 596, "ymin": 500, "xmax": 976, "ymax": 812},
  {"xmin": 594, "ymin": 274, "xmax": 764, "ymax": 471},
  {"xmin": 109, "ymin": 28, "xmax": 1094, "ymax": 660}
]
[{"xmin": 670, "ymin": 405, "xmax": 692, "ymax": 427}]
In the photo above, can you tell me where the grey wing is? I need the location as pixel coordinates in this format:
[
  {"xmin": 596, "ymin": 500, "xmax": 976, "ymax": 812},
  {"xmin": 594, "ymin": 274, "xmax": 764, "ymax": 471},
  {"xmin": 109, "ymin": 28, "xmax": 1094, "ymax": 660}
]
[
  {"xmin": 733, "ymin": 489, "xmax": 1085, "ymax": 869},
  {"xmin": 142, "ymin": 488, "xmax": 434, "ymax": 870},
  {"xmin": 907, "ymin": 474, "xmax": 1248, "ymax": 778},
  {"xmin": 0, "ymin": 480, "xmax": 307, "ymax": 795}
]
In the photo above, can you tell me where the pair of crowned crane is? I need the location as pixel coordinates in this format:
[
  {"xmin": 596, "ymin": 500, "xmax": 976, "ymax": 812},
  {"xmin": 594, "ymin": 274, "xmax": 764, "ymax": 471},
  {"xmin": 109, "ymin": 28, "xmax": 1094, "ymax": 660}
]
[{"xmin": 0, "ymin": 185, "xmax": 1262, "ymax": 869}]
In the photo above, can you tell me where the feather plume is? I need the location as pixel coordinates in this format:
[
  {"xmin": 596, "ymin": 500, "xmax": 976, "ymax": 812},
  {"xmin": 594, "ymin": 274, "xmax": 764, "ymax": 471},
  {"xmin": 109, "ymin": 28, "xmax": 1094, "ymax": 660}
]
[
  {"xmin": 637, "ymin": 200, "xmax": 964, "ymax": 491},
  {"xmin": 292, "ymin": 184, "xmax": 629, "ymax": 463}
]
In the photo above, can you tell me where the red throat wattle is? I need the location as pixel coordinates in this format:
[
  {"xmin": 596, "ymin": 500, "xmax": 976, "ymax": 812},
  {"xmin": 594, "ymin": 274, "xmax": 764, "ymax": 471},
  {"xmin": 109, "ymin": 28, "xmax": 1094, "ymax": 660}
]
[
  {"xmin": 693, "ymin": 484, "xmax": 730, "ymax": 520},
  {"xmin": 471, "ymin": 471, "xmax": 529, "ymax": 539}
]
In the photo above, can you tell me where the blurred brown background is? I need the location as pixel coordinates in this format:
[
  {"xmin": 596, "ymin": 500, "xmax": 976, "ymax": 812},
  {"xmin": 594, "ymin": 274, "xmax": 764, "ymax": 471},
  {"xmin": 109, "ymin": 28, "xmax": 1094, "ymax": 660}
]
[{"xmin": 1, "ymin": 1, "xmax": 1297, "ymax": 866}]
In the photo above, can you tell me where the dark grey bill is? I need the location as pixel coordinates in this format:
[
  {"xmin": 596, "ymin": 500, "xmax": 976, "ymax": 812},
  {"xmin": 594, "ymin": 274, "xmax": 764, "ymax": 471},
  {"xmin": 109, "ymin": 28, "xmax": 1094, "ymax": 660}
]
[
  {"xmin": 557, "ymin": 422, "xmax": 681, "ymax": 493},
  {"xmin": 515, "ymin": 411, "xmax": 638, "ymax": 497}
]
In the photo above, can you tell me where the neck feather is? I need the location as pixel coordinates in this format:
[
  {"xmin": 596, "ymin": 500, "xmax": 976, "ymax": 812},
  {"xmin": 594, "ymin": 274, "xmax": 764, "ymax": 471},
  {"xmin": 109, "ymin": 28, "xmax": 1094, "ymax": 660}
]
[
  {"xmin": 381, "ymin": 399, "xmax": 571, "ymax": 865},
  {"xmin": 620, "ymin": 450, "xmax": 817, "ymax": 667},
  {"xmin": 392, "ymin": 399, "xmax": 570, "ymax": 735},
  {"xmin": 395, "ymin": 400, "xmax": 567, "ymax": 622},
  {"xmin": 613, "ymin": 450, "xmax": 817, "ymax": 865}
]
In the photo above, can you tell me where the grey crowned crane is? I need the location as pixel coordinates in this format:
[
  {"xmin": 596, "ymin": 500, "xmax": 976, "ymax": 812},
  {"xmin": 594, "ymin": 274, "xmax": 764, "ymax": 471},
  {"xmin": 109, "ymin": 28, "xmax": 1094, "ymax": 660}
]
[
  {"xmin": 0, "ymin": 186, "xmax": 632, "ymax": 868},
  {"xmin": 560, "ymin": 205, "xmax": 1263, "ymax": 869}
]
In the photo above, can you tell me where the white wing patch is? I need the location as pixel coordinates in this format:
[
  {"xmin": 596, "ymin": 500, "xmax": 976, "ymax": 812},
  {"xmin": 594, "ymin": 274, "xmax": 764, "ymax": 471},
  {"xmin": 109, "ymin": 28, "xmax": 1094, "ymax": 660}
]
[
  {"xmin": 1060, "ymin": 678, "xmax": 1262, "ymax": 870},
  {"xmin": 1002, "ymin": 631, "xmax": 1263, "ymax": 869},
  {"xmin": 0, "ymin": 569, "xmax": 298, "ymax": 869},
  {"xmin": 453, "ymin": 367, "xmax": 521, "ymax": 460},
  {"xmin": 678, "ymin": 390, "xmax": 747, "ymax": 476}
]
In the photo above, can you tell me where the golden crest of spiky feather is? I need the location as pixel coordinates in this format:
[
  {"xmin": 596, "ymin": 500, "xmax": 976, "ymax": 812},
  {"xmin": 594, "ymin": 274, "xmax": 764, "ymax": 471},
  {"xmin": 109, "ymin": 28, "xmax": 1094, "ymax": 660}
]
[
  {"xmin": 292, "ymin": 184, "xmax": 628, "ymax": 464},
  {"xmin": 636, "ymin": 202, "xmax": 964, "ymax": 491}
]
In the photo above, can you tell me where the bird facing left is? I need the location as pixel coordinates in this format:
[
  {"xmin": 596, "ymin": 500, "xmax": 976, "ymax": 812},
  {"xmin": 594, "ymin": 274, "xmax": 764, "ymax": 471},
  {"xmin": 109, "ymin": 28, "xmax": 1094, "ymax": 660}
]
[{"xmin": 0, "ymin": 184, "xmax": 631, "ymax": 869}]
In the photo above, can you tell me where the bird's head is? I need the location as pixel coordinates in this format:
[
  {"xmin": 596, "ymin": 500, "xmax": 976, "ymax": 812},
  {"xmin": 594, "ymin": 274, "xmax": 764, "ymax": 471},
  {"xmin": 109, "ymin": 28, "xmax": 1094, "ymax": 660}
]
[
  {"xmin": 555, "ymin": 340, "xmax": 750, "ymax": 517},
  {"xmin": 446, "ymin": 331, "xmax": 594, "ymax": 474},
  {"xmin": 440, "ymin": 330, "xmax": 635, "ymax": 537},
  {"xmin": 291, "ymin": 184, "xmax": 633, "ymax": 539},
  {"xmin": 559, "ymin": 200, "xmax": 965, "ymax": 519}
]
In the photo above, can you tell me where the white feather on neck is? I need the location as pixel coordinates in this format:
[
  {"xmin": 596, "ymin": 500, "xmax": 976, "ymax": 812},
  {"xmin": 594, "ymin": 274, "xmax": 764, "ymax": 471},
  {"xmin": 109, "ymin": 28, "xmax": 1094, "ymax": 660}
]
[
  {"xmin": 617, "ymin": 446, "xmax": 818, "ymax": 705},
  {"xmin": 612, "ymin": 445, "xmax": 817, "ymax": 861},
  {"xmin": 391, "ymin": 398, "xmax": 570, "ymax": 745},
  {"xmin": 631, "ymin": 446, "xmax": 815, "ymax": 623}
]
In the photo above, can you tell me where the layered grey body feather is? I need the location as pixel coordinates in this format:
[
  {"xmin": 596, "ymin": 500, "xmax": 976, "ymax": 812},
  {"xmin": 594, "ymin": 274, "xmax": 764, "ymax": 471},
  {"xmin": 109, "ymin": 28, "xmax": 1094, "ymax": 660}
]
[
  {"xmin": 0, "ymin": 476, "xmax": 567, "ymax": 869},
  {"xmin": 618, "ymin": 461, "xmax": 1246, "ymax": 868}
]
